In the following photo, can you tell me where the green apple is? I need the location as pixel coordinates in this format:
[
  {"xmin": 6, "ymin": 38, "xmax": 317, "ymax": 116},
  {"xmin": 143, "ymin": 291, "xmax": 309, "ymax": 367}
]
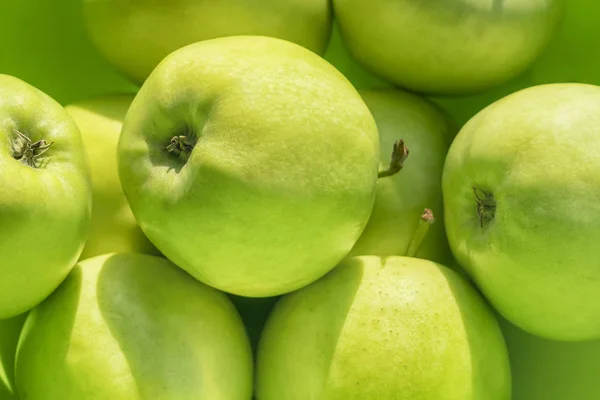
[
  {"xmin": 257, "ymin": 256, "xmax": 511, "ymax": 399},
  {"xmin": 499, "ymin": 317, "xmax": 600, "ymax": 400},
  {"xmin": 348, "ymin": 89, "xmax": 455, "ymax": 263},
  {"xmin": 83, "ymin": 0, "xmax": 332, "ymax": 84},
  {"xmin": 443, "ymin": 83, "xmax": 600, "ymax": 341},
  {"xmin": 15, "ymin": 253, "xmax": 252, "ymax": 399},
  {"xmin": 333, "ymin": 0, "xmax": 563, "ymax": 94},
  {"xmin": 0, "ymin": 0, "xmax": 135, "ymax": 105},
  {"xmin": 65, "ymin": 95, "xmax": 159, "ymax": 260},
  {"xmin": 0, "ymin": 314, "xmax": 27, "ymax": 400},
  {"xmin": 118, "ymin": 36, "xmax": 379, "ymax": 297},
  {"xmin": 0, "ymin": 75, "xmax": 91, "ymax": 319}
]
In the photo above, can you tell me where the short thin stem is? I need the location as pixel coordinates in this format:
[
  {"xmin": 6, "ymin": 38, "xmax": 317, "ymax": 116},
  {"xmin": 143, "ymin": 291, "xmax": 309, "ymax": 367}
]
[
  {"xmin": 378, "ymin": 139, "xmax": 409, "ymax": 178},
  {"xmin": 406, "ymin": 208, "xmax": 435, "ymax": 257}
]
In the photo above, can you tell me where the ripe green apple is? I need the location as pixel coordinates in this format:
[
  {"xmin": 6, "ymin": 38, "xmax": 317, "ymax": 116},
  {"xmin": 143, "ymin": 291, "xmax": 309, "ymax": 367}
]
[
  {"xmin": 0, "ymin": 314, "xmax": 27, "ymax": 400},
  {"xmin": 333, "ymin": 0, "xmax": 563, "ymax": 94},
  {"xmin": 443, "ymin": 83, "xmax": 600, "ymax": 341},
  {"xmin": 65, "ymin": 95, "xmax": 159, "ymax": 260},
  {"xmin": 499, "ymin": 317, "xmax": 600, "ymax": 400},
  {"xmin": 347, "ymin": 89, "xmax": 455, "ymax": 263},
  {"xmin": 15, "ymin": 253, "xmax": 253, "ymax": 399},
  {"xmin": 0, "ymin": 0, "xmax": 135, "ymax": 105},
  {"xmin": 118, "ymin": 36, "xmax": 379, "ymax": 297},
  {"xmin": 83, "ymin": 0, "xmax": 332, "ymax": 84},
  {"xmin": 0, "ymin": 75, "xmax": 91, "ymax": 319},
  {"xmin": 257, "ymin": 256, "xmax": 510, "ymax": 399}
]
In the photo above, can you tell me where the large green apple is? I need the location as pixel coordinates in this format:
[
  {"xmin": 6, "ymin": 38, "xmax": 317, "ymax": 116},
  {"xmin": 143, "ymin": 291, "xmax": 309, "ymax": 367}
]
[
  {"xmin": 0, "ymin": 0, "xmax": 134, "ymax": 105},
  {"xmin": 15, "ymin": 253, "xmax": 252, "ymax": 399},
  {"xmin": 0, "ymin": 314, "xmax": 27, "ymax": 400},
  {"xmin": 333, "ymin": 0, "xmax": 563, "ymax": 94},
  {"xmin": 118, "ymin": 36, "xmax": 379, "ymax": 297},
  {"xmin": 66, "ymin": 95, "xmax": 159, "ymax": 260},
  {"xmin": 499, "ymin": 317, "xmax": 600, "ymax": 400},
  {"xmin": 348, "ymin": 89, "xmax": 455, "ymax": 262},
  {"xmin": 83, "ymin": 0, "xmax": 332, "ymax": 84},
  {"xmin": 0, "ymin": 75, "xmax": 91, "ymax": 319},
  {"xmin": 256, "ymin": 256, "xmax": 510, "ymax": 399},
  {"xmin": 443, "ymin": 83, "xmax": 600, "ymax": 341}
]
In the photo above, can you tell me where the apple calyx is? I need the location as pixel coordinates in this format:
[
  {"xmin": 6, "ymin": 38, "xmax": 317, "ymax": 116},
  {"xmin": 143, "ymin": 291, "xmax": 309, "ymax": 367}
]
[
  {"xmin": 166, "ymin": 135, "xmax": 196, "ymax": 161},
  {"xmin": 473, "ymin": 187, "xmax": 496, "ymax": 228},
  {"xmin": 406, "ymin": 208, "xmax": 435, "ymax": 257},
  {"xmin": 11, "ymin": 129, "xmax": 54, "ymax": 168},
  {"xmin": 378, "ymin": 139, "xmax": 409, "ymax": 178}
]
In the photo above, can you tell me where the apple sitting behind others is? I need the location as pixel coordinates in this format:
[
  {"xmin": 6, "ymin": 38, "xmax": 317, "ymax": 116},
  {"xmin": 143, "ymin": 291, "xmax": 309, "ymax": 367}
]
[
  {"xmin": 83, "ymin": 0, "xmax": 332, "ymax": 84},
  {"xmin": 348, "ymin": 89, "xmax": 455, "ymax": 263},
  {"xmin": 15, "ymin": 253, "xmax": 253, "ymax": 400},
  {"xmin": 118, "ymin": 36, "xmax": 380, "ymax": 298},
  {"xmin": 0, "ymin": 314, "xmax": 27, "ymax": 400},
  {"xmin": 66, "ymin": 95, "xmax": 159, "ymax": 260},
  {"xmin": 443, "ymin": 83, "xmax": 600, "ymax": 341},
  {"xmin": 257, "ymin": 256, "xmax": 511, "ymax": 399},
  {"xmin": 0, "ymin": 74, "xmax": 92, "ymax": 319},
  {"xmin": 333, "ymin": 0, "xmax": 563, "ymax": 95}
]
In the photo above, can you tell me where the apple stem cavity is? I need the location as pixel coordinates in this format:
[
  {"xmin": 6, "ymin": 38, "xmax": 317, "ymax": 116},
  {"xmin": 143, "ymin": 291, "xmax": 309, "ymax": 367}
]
[
  {"xmin": 406, "ymin": 208, "xmax": 435, "ymax": 257},
  {"xmin": 166, "ymin": 134, "xmax": 196, "ymax": 161},
  {"xmin": 11, "ymin": 129, "xmax": 53, "ymax": 168},
  {"xmin": 378, "ymin": 139, "xmax": 409, "ymax": 178},
  {"xmin": 473, "ymin": 187, "xmax": 496, "ymax": 228}
]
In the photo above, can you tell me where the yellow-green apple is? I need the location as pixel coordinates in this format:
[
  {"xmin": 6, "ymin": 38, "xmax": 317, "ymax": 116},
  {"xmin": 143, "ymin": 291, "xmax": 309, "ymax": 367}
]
[
  {"xmin": 257, "ymin": 256, "xmax": 511, "ymax": 399},
  {"xmin": 15, "ymin": 253, "xmax": 252, "ymax": 399},
  {"xmin": 118, "ymin": 36, "xmax": 379, "ymax": 297},
  {"xmin": 348, "ymin": 89, "xmax": 455, "ymax": 262},
  {"xmin": 333, "ymin": 0, "xmax": 563, "ymax": 94},
  {"xmin": 83, "ymin": 0, "xmax": 333, "ymax": 84},
  {"xmin": 443, "ymin": 83, "xmax": 600, "ymax": 341},
  {"xmin": 0, "ymin": 314, "xmax": 27, "ymax": 400},
  {"xmin": 0, "ymin": 75, "xmax": 91, "ymax": 319},
  {"xmin": 65, "ymin": 95, "xmax": 159, "ymax": 259}
]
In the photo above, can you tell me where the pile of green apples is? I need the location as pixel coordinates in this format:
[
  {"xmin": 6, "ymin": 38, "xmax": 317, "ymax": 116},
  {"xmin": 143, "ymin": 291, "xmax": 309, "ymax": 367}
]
[{"xmin": 2, "ymin": 0, "xmax": 600, "ymax": 399}]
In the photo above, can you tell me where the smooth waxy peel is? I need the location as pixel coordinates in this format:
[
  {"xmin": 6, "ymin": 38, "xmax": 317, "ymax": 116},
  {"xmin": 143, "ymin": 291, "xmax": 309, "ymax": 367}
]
[
  {"xmin": 333, "ymin": 0, "xmax": 563, "ymax": 94},
  {"xmin": 83, "ymin": 0, "xmax": 333, "ymax": 83},
  {"xmin": 0, "ymin": 314, "xmax": 27, "ymax": 400},
  {"xmin": 443, "ymin": 83, "xmax": 600, "ymax": 341},
  {"xmin": 0, "ymin": 74, "xmax": 92, "ymax": 319},
  {"xmin": 257, "ymin": 256, "xmax": 511, "ymax": 400},
  {"xmin": 118, "ymin": 36, "xmax": 380, "ymax": 297},
  {"xmin": 65, "ymin": 95, "xmax": 159, "ymax": 259},
  {"xmin": 15, "ymin": 253, "xmax": 253, "ymax": 400}
]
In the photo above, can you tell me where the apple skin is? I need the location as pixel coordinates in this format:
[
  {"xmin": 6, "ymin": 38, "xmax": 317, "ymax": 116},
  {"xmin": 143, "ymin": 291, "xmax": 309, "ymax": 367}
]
[
  {"xmin": 15, "ymin": 253, "xmax": 253, "ymax": 400},
  {"xmin": 443, "ymin": 83, "xmax": 600, "ymax": 341},
  {"xmin": 0, "ymin": 314, "xmax": 27, "ymax": 400},
  {"xmin": 499, "ymin": 317, "xmax": 600, "ymax": 400},
  {"xmin": 333, "ymin": 0, "xmax": 563, "ymax": 95},
  {"xmin": 65, "ymin": 95, "xmax": 159, "ymax": 260},
  {"xmin": 0, "ymin": 75, "xmax": 92, "ymax": 319},
  {"xmin": 83, "ymin": 0, "xmax": 332, "ymax": 84},
  {"xmin": 118, "ymin": 36, "xmax": 379, "ymax": 297},
  {"xmin": 348, "ymin": 89, "xmax": 455, "ymax": 263},
  {"xmin": 256, "ymin": 256, "xmax": 510, "ymax": 399}
]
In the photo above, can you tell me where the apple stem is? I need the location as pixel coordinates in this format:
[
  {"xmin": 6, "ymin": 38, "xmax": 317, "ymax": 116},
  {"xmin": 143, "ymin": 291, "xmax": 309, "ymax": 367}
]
[
  {"xmin": 11, "ymin": 129, "xmax": 53, "ymax": 168},
  {"xmin": 473, "ymin": 187, "xmax": 496, "ymax": 228},
  {"xmin": 406, "ymin": 208, "xmax": 435, "ymax": 257},
  {"xmin": 166, "ymin": 135, "xmax": 195, "ymax": 160},
  {"xmin": 378, "ymin": 139, "xmax": 409, "ymax": 178}
]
